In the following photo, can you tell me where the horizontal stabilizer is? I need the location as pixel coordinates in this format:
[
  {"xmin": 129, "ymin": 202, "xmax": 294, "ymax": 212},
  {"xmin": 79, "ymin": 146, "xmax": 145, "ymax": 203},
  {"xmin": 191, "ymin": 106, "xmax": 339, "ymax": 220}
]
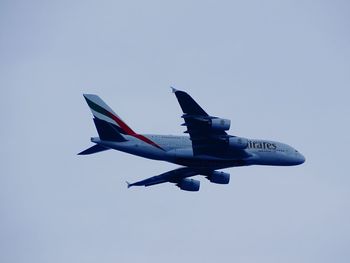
[{"xmin": 78, "ymin": 144, "xmax": 109, "ymax": 155}]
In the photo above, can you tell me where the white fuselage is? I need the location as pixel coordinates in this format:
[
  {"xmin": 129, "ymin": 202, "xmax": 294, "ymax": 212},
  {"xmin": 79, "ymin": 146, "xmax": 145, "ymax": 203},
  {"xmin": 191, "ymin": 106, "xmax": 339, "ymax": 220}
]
[{"xmin": 91, "ymin": 134, "xmax": 305, "ymax": 169}]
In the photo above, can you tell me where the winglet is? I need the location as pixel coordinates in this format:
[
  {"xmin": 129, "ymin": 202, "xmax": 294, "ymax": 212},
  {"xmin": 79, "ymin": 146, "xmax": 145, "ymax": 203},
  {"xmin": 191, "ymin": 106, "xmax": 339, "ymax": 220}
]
[
  {"xmin": 126, "ymin": 181, "xmax": 132, "ymax": 188},
  {"xmin": 171, "ymin": 86, "xmax": 178, "ymax": 93}
]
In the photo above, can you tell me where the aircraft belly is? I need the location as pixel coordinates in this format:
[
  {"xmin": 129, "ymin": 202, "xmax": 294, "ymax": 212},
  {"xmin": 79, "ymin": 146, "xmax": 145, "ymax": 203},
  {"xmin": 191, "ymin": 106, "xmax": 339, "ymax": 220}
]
[
  {"xmin": 165, "ymin": 147, "xmax": 249, "ymax": 168},
  {"xmin": 247, "ymin": 150, "xmax": 296, "ymax": 166},
  {"xmin": 166, "ymin": 148, "xmax": 194, "ymax": 159},
  {"xmin": 174, "ymin": 157, "xmax": 246, "ymax": 169}
]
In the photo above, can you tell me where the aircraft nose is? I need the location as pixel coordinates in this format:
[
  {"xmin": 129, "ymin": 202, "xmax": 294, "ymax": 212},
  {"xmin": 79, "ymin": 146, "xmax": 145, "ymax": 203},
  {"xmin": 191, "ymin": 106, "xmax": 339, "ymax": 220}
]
[{"xmin": 297, "ymin": 153, "xmax": 305, "ymax": 164}]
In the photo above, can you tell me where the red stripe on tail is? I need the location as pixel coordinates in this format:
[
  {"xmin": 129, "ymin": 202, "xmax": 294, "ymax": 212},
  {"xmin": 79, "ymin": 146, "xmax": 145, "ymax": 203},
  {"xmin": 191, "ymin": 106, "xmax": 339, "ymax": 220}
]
[{"xmin": 108, "ymin": 112, "xmax": 164, "ymax": 150}]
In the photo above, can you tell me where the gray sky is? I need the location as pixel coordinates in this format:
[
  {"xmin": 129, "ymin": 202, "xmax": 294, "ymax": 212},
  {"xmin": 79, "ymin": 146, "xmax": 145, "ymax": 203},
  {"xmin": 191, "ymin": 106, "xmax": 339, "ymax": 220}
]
[{"xmin": 1, "ymin": 0, "xmax": 350, "ymax": 262}]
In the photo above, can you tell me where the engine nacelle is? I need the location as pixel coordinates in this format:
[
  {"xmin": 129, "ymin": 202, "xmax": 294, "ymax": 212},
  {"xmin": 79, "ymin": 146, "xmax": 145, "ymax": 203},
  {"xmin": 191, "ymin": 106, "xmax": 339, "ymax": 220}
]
[
  {"xmin": 228, "ymin": 136, "xmax": 248, "ymax": 149},
  {"xmin": 210, "ymin": 118, "xmax": 231, "ymax": 131},
  {"xmin": 177, "ymin": 178, "xmax": 200, "ymax": 192},
  {"xmin": 207, "ymin": 171, "xmax": 230, "ymax": 184}
]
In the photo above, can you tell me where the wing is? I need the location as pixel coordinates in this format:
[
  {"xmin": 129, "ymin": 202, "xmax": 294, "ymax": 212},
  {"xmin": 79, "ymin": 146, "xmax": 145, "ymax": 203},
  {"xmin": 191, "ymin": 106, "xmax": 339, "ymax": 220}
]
[
  {"xmin": 172, "ymin": 88, "xmax": 234, "ymax": 155},
  {"xmin": 127, "ymin": 167, "xmax": 202, "ymax": 191}
]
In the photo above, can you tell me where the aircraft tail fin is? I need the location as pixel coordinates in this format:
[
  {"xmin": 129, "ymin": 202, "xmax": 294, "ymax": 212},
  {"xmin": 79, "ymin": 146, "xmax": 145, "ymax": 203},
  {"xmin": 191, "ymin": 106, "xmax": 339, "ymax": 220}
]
[
  {"xmin": 92, "ymin": 118, "xmax": 127, "ymax": 142},
  {"xmin": 83, "ymin": 94, "xmax": 137, "ymax": 136},
  {"xmin": 82, "ymin": 94, "xmax": 164, "ymax": 150}
]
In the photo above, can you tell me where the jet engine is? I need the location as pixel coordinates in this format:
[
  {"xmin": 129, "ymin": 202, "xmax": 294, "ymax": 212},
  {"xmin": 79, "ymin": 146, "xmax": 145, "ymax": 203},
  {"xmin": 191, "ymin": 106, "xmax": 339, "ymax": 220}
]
[
  {"xmin": 176, "ymin": 178, "xmax": 200, "ymax": 191},
  {"xmin": 210, "ymin": 118, "xmax": 231, "ymax": 131},
  {"xmin": 228, "ymin": 136, "xmax": 248, "ymax": 149},
  {"xmin": 206, "ymin": 171, "xmax": 230, "ymax": 184}
]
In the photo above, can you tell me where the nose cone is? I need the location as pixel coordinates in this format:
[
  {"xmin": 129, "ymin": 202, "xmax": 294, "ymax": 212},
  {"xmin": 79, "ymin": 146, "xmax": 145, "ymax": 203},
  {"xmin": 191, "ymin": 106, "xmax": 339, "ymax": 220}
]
[{"xmin": 296, "ymin": 152, "xmax": 305, "ymax": 165}]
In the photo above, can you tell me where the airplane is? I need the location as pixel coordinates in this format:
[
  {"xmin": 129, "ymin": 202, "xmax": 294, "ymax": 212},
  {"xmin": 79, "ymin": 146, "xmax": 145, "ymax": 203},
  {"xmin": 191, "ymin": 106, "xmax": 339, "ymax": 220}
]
[{"xmin": 79, "ymin": 88, "xmax": 305, "ymax": 192}]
